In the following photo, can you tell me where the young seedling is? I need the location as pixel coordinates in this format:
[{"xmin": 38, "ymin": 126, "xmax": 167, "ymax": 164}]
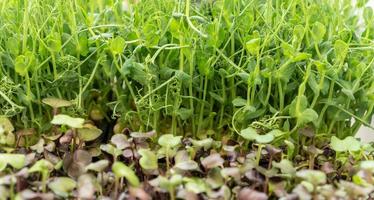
[
  {"xmin": 239, "ymin": 127, "xmax": 275, "ymax": 144},
  {"xmin": 28, "ymin": 159, "xmax": 54, "ymax": 192},
  {"xmin": 0, "ymin": 154, "xmax": 26, "ymax": 171},
  {"xmin": 272, "ymin": 159, "xmax": 296, "ymax": 175},
  {"xmin": 100, "ymin": 144, "xmax": 122, "ymax": 161},
  {"xmin": 156, "ymin": 174, "xmax": 183, "ymax": 200},
  {"xmin": 173, "ymin": 150, "xmax": 199, "ymax": 171},
  {"xmin": 330, "ymin": 136, "xmax": 362, "ymax": 163},
  {"xmin": 239, "ymin": 127, "xmax": 276, "ymax": 165},
  {"xmin": 0, "ymin": 0, "xmax": 372, "ymax": 198},
  {"xmin": 42, "ymin": 97, "xmax": 73, "ymax": 116},
  {"xmin": 85, "ymin": 160, "xmax": 109, "ymax": 196},
  {"xmin": 112, "ymin": 161, "xmax": 140, "ymax": 198},
  {"xmin": 30, "ymin": 138, "xmax": 45, "ymax": 154},
  {"xmin": 158, "ymin": 134, "xmax": 182, "ymax": 171},
  {"xmin": 48, "ymin": 177, "xmax": 77, "ymax": 198},
  {"xmin": 296, "ymin": 170, "xmax": 327, "ymax": 197},
  {"xmin": 183, "ymin": 177, "xmax": 209, "ymax": 196},
  {"xmin": 0, "ymin": 117, "xmax": 15, "ymax": 147},
  {"xmin": 138, "ymin": 148, "xmax": 158, "ymax": 171},
  {"xmin": 51, "ymin": 114, "xmax": 84, "ymax": 152},
  {"xmin": 77, "ymin": 124, "xmax": 103, "ymax": 144}
]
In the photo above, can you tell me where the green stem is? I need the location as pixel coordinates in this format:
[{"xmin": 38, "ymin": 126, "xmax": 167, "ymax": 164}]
[
  {"xmin": 51, "ymin": 53, "xmax": 58, "ymax": 80},
  {"xmin": 25, "ymin": 73, "xmax": 35, "ymax": 124},
  {"xmin": 218, "ymin": 74, "xmax": 226, "ymax": 130},
  {"xmin": 41, "ymin": 171, "xmax": 49, "ymax": 193},
  {"xmin": 197, "ymin": 75, "xmax": 209, "ymax": 135},
  {"xmin": 278, "ymin": 79, "xmax": 284, "ymax": 112},
  {"xmin": 169, "ymin": 188, "xmax": 176, "ymax": 200},
  {"xmin": 314, "ymin": 43, "xmax": 322, "ymax": 59},
  {"xmin": 189, "ymin": 56, "xmax": 195, "ymax": 136},
  {"xmin": 79, "ymin": 58, "xmax": 101, "ymax": 107},
  {"xmin": 256, "ymin": 144, "xmax": 264, "ymax": 166}
]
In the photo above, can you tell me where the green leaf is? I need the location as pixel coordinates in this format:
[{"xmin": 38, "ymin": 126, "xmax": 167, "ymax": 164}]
[
  {"xmin": 121, "ymin": 58, "xmax": 148, "ymax": 85},
  {"xmin": 109, "ymin": 36, "xmax": 126, "ymax": 54},
  {"xmin": 6, "ymin": 36, "xmax": 19, "ymax": 56},
  {"xmin": 238, "ymin": 72, "xmax": 250, "ymax": 83},
  {"xmin": 272, "ymin": 159, "xmax": 296, "ymax": 174},
  {"xmin": 169, "ymin": 18, "xmax": 181, "ymax": 38},
  {"xmin": 197, "ymin": 53, "xmax": 212, "ymax": 77},
  {"xmin": 296, "ymin": 170, "xmax": 326, "ymax": 185},
  {"xmin": 245, "ymin": 38, "xmax": 261, "ymax": 55},
  {"xmin": 330, "ymin": 136, "xmax": 361, "ymax": 152},
  {"xmin": 340, "ymin": 80, "xmax": 355, "ymax": 100},
  {"xmin": 138, "ymin": 149, "xmax": 158, "ymax": 170},
  {"xmin": 175, "ymin": 70, "xmax": 191, "ymax": 85},
  {"xmin": 338, "ymin": 29, "xmax": 353, "ymax": 42},
  {"xmin": 293, "ymin": 25, "xmax": 304, "ymax": 41},
  {"xmin": 209, "ymin": 92, "xmax": 224, "ymax": 104},
  {"xmin": 158, "ymin": 134, "xmax": 182, "ymax": 148},
  {"xmin": 78, "ymin": 32, "xmax": 89, "ymax": 56},
  {"xmin": 0, "ymin": 154, "xmax": 25, "ymax": 169},
  {"xmin": 85, "ymin": 160, "xmax": 109, "ymax": 172},
  {"xmin": 239, "ymin": 127, "xmax": 257, "ymax": 140},
  {"xmin": 14, "ymin": 55, "xmax": 29, "ymax": 76},
  {"xmin": 46, "ymin": 32, "xmax": 62, "ymax": 52},
  {"xmin": 281, "ymin": 42, "xmax": 295, "ymax": 58},
  {"xmin": 159, "ymin": 174, "xmax": 183, "ymax": 190},
  {"xmin": 292, "ymin": 52, "xmax": 311, "ymax": 62},
  {"xmin": 176, "ymin": 108, "xmax": 193, "ymax": 120},
  {"xmin": 232, "ymin": 97, "xmax": 247, "ymax": 107},
  {"xmin": 143, "ymin": 22, "xmax": 160, "ymax": 47},
  {"xmin": 289, "ymin": 95, "xmax": 308, "ymax": 117},
  {"xmin": 311, "ymin": 22, "xmax": 326, "ymax": 43},
  {"xmin": 48, "ymin": 177, "xmax": 76, "ymax": 197},
  {"xmin": 100, "ymin": 144, "xmax": 122, "ymax": 158},
  {"xmin": 29, "ymin": 159, "xmax": 54, "ymax": 173},
  {"xmin": 276, "ymin": 63, "xmax": 296, "ymax": 82},
  {"xmin": 77, "ymin": 125, "xmax": 103, "ymax": 141},
  {"xmin": 255, "ymin": 134, "xmax": 275, "ymax": 143},
  {"xmin": 267, "ymin": 129, "xmax": 286, "ymax": 138},
  {"xmin": 157, "ymin": 146, "xmax": 177, "ymax": 158},
  {"xmin": 206, "ymin": 21, "xmax": 226, "ymax": 47},
  {"xmin": 112, "ymin": 161, "xmax": 140, "ymax": 187},
  {"xmin": 0, "ymin": 117, "xmax": 14, "ymax": 133},
  {"xmin": 334, "ymin": 40, "xmax": 349, "ymax": 63},
  {"xmin": 51, "ymin": 114, "xmax": 84, "ymax": 128},
  {"xmin": 42, "ymin": 97, "xmax": 73, "ymax": 108},
  {"xmin": 298, "ymin": 109, "xmax": 318, "ymax": 125},
  {"xmin": 190, "ymin": 138, "xmax": 213, "ymax": 150},
  {"xmin": 174, "ymin": 160, "xmax": 199, "ymax": 171},
  {"xmin": 289, "ymin": 95, "xmax": 318, "ymax": 125},
  {"xmin": 239, "ymin": 127, "xmax": 274, "ymax": 143},
  {"xmin": 307, "ymin": 73, "xmax": 319, "ymax": 95},
  {"xmin": 174, "ymin": 150, "xmax": 199, "ymax": 171},
  {"xmin": 313, "ymin": 60, "xmax": 326, "ymax": 73},
  {"xmin": 30, "ymin": 135, "xmax": 44, "ymax": 153},
  {"xmin": 184, "ymin": 177, "xmax": 208, "ymax": 194}
]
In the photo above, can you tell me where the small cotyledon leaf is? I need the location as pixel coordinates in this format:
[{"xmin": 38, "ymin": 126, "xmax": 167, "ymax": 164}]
[
  {"xmin": 112, "ymin": 161, "xmax": 140, "ymax": 187},
  {"xmin": 51, "ymin": 114, "xmax": 84, "ymax": 128},
  {"xmin": 239, "ymin": 127, "xmax": 274, "ymax": 144},
  {"xmin": 330, "ymin": 136, "xmax": 361, "ymax": 152}
]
